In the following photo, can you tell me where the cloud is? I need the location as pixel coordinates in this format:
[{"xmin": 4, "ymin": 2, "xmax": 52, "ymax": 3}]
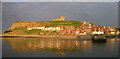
[
  {"xmin": 2, "ymin": 0, "xmax": 120, "ymax": 2},
  {"xmin": 2, "ymin": 2, "xmax": 118, "ymax": 32}
]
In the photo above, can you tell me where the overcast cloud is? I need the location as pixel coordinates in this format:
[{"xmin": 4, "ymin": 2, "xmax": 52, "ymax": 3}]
[
  {"xmin": 2, "ymin": 0, "xmax": 120, "ymax": 2},
  {"xmin": 2, "ymin": 2, "xmax": 118, "ymax": 32}
]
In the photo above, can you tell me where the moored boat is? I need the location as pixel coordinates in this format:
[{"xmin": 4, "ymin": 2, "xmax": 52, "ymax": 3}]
[
  {"xmin": 77, "ymin": 35, "xmax": 92, "ymax": 40},
  {"xmin": 92, "ymin": 34, "xmax": 107, "ymax": 41}
]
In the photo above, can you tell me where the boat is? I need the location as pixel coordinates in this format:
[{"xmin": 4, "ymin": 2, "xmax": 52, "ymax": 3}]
[
  {"xmin": 77, "ymin": 35, "xmax": 92, "ymax": 40},
  {"xmin": 92, "ymin": 34, "xmax": 107, "ymax": 41}
]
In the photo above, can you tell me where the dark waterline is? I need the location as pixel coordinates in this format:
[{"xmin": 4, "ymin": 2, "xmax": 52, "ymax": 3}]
[{"xmin": 2, "ymin": 38, "xmax": 119, "ymax": 57}]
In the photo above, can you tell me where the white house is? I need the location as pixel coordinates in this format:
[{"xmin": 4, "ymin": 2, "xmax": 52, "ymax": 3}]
[
  {"xmin": 44, "ymin": 28, "xmax": 48, "ymax": 31},
  {"xmin": 47, "ymin": 27, "xmax": 53, "ymax": 31},
  {"xmin": 92, "ymin": 31, "xmax": 104, "ymax": 35},
  {"xmin": 75, "ymin": 31, "xmax": 79, "ymax": 34},
  {"xmin": 27, "ymin": 27, "xmax": 32, "ymax": 30},
  {"xmin": 33, "ymin": 27, "xmax": 37, "ymax": 29},
  {"xmin": 117, "ymin": 30, "xmax": 120, "ymax": 35},
  {"xmin": 27, "ymin": 27, "xmax": 35, "ymax": 30},
  {"xmin": 79, "ymin": 32, "xmax": 86, "ymax": 35},
  {"xmin": 37, "ymin": 26, "xmax": 45, "ymax": 30},
  {"xmin": 55, "ymin": 27, "xmax": 61, "ymax": 31},
  {"xmin": 88, "ymin": 24, "xmax": 92, "ymax": 28},
  {"xmin": 110, "ymin": 28, "xmax": 114, "ymax": 31},
  {"xmin": 83, "ymin": 21, "xmax": 86, "ymax": 25}
]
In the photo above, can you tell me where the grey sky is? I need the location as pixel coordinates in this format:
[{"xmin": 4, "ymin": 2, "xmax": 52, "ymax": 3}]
[
  {"xmin": 0, "ymin": 1, "xmax": 2, "ymax": 58},
  {"xmin": 2, "ymin": 0, "xmax": 120, "ymax": 2},
  {"xmin": 2, "ymin": 2, "xmax": 118, "ymax": 32}
]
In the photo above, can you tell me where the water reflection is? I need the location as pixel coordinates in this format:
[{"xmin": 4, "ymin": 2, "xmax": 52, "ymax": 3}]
[
  {"xmin": 2, "ymin": 38, "xmax": 93, "ymax": 55},
  {"xmin": 2, "ymin": 38, "xmax": 119, "ymax": 56},
  {"xmin": 106, "ymin": 38, "xmax": 118, "ymax": 51}
]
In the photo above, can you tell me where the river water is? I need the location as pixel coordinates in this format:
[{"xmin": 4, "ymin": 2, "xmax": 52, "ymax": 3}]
[{"xmin": 1, "ymin": 37, "xmax": 119, "ymax": 57}]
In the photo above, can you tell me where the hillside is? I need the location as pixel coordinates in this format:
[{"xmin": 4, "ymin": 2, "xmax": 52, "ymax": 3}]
[
  {"xmin": 9, "ymin": 21, "xmax": 84, "ymax": 30},
  {"xmin": 3, "ymin": 21, "xmax": 89, "ymax": 35}
]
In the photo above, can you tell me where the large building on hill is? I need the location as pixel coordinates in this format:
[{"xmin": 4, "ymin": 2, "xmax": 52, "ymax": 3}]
[{"xmin": 53, "ymin": 16, "xmax": 65, "ymax": 21}]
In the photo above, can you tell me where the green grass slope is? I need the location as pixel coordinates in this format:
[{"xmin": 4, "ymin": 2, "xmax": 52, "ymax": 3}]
[
  {"xmin": 4, "ymin": 21, "xmax": 85, "ymax": 35},
  {"xmin": 14, "ymin": 21, "xmax": 84, "ymax": 27}
]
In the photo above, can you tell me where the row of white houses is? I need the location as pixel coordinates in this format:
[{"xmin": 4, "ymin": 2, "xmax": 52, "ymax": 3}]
[
  {"xmin": 92, "ymin": 30, "xmax": 120, "ymax": 35},
  {"xmin": 27, "ymin": 26, "xmax": 119, "ymax": 35},
  {"xmin": 27, "ymin": 26, "xmax": 61, "ymax": 31},
  {"xmin": 92, "ymin": 31, "xmax": 104, "ymax": 35}
]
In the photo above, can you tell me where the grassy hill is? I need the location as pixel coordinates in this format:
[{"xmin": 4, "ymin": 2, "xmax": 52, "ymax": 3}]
[
  {"xmin": 3, "ymin": 21, "xmax": 87, "ymax": 35},
  {"xmin": 14, "ymin": 21, "xmax": 84, "ymax": 27}
]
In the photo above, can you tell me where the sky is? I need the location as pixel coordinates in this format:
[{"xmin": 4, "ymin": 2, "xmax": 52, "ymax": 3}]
[
  {"xmin": 2, "ymin": 2, "xmax": 118, "ymax": 32},
  {"xmin": 0, "ymin": 1, "xmax": 1, "ymax": 34},
  {"xmin": 2, "ymin": 0, "xmax": 120, "ymax": 2}
]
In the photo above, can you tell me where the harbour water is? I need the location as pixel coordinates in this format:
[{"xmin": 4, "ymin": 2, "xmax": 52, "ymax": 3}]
[{"xmin": 1, "ymin": 37, "xmax": 119, "ymax": 57}]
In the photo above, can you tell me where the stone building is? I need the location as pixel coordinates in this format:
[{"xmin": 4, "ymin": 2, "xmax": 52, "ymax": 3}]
[{"xmin": 53, "ymin": 16, "xmax": 65, "ymax": 21}]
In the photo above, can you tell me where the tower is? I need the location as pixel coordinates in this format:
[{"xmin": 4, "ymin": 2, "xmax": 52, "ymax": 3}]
[
  {"xmin": 60, "ymin": 16, "xmax": 65, "ymax": 21},
  {"xmin": 52, "ymin": 16, "xmax": 65, "ymax": 21}
]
